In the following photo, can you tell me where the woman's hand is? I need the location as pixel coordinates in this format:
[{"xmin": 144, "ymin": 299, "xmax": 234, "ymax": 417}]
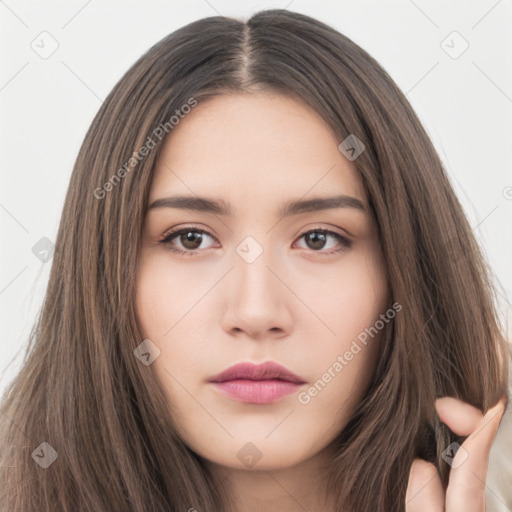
[{"xmin": 406, "ymin": 395, "xmax": 507, "ymax": 511}]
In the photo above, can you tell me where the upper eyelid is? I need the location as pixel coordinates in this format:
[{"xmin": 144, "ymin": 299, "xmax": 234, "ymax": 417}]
[{"xmin": 158, "ymin": 224, "xmax": 216, "ymax": 243}]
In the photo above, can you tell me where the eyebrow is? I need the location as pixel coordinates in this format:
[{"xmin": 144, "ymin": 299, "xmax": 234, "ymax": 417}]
[{"xmin": 147, "ymin": 194, "xmax": 367, "ymax": 217}]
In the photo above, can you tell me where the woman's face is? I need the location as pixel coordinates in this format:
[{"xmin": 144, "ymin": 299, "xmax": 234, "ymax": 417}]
[{"xmin": 136, "ymin": 92, "xmax": 389, "ymax": 472}]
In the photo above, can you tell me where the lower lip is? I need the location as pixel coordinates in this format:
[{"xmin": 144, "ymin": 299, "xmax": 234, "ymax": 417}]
[{"xmin": 211, "ymin": 379, "xmax": 304, "ymax": 404}]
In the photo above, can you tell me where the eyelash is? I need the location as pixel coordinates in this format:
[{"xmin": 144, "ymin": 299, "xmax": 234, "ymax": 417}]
[{"xmin": 158, "ymin": 225, "xmax": 353, "ymax": 257}]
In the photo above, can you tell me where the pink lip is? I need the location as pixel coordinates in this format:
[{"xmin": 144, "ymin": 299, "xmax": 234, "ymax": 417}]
[{"xmin": 209, "ymin": 362, "xmax": 306, "ymax": 404}]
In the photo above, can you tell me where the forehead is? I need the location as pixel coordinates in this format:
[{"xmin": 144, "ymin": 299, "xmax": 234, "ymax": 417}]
[{"xmin": 149, "ymin": 93, "xmax": 366, "ymax": 208}]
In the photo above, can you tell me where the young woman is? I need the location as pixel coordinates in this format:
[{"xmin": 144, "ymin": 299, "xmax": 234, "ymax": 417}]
[{"xmin": 0, "ymin": 9, "xmax": 509, "ymax": 512}]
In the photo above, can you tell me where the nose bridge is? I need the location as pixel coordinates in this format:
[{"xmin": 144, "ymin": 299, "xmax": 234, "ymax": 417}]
[
  {"xmin": 233, "ymin": 234, "xmax": 279, "ymax": 305},
  {"xmin": 222, "ymin": 233, "xmax": 293, "ymax": 336}
]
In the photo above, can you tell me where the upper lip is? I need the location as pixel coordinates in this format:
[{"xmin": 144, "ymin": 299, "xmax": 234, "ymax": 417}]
[{"xmin": 209, "ymin": 362, "xmax": 306, "ymax": 384}]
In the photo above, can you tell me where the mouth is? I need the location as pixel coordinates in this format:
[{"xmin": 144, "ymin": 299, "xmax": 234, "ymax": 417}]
[{"xmin": 208, "ymin": 361, "xmax": 306, "ymax": 405}]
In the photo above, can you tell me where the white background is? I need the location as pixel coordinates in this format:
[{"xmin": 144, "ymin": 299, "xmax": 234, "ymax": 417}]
[{"xmin": 1, "ymin": 0, "xmax": 511, "ymax": 506}]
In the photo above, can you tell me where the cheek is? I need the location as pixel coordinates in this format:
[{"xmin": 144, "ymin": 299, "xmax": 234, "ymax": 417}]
[
  {"xmin": 295, "ymin": 246, "xmax": 388, "ymax": 395},
  {"xmin": 300, "ymin": 246, "xmax": 388, "ymax": 341},
  {"xmin": 135, "ymin": 255, "xmax": 216, "ymax": 385},
  {"xmin": 135, "ymin": 278, "xmax": 171, "ymax": 340},
  {"xmin": 135, "ymin": 253, "xmax": 211, "ymax": 339}
]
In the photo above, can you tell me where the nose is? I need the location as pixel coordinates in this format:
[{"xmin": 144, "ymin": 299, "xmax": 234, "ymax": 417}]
[{"xmin": 221, "ymin": 241, "xmax": 294, "ymax": 340}]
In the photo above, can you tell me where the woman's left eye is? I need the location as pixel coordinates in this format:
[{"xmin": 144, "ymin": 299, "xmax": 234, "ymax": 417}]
[
  {"xmin": 294, "ymin": 229, "xmax": 352, "ymax": 254},
  {"xmin": 158, "ymin": 227, "xmax": 352, "ymax": 256}
]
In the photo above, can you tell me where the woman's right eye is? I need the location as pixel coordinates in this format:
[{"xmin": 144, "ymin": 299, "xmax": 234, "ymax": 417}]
[{"xmin": 159, "ymin": 227, "xmax": 218, "ymax": 256}]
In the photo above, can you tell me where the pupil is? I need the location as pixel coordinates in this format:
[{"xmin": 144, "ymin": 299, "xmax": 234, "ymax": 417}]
[{"xmin": 307, "ymin": 232, "xmax": 326, "ymax": 250}]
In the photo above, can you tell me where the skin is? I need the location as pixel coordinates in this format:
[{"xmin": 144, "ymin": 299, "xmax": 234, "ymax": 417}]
[{"xmin": 135, "ymin": 92, "xmax": 506, "ymax": 511}]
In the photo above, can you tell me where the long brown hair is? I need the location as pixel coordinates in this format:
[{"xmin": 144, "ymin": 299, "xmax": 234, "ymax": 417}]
[{"xmin": 1, "ymin": 9, "xmax": 509, "ymax": 511}]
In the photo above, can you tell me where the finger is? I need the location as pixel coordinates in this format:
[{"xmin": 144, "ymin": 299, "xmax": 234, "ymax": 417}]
[
  {"xmin": 443, "ymin": 396, "xmax": 507, "ymax": 512},
  {"xmin": 406, "ymin": 458, "xmax": 444, "ymax": 512},
  {"xmin": 435, "ymin": 396, "xmax": 483, "ymax": 436}
]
